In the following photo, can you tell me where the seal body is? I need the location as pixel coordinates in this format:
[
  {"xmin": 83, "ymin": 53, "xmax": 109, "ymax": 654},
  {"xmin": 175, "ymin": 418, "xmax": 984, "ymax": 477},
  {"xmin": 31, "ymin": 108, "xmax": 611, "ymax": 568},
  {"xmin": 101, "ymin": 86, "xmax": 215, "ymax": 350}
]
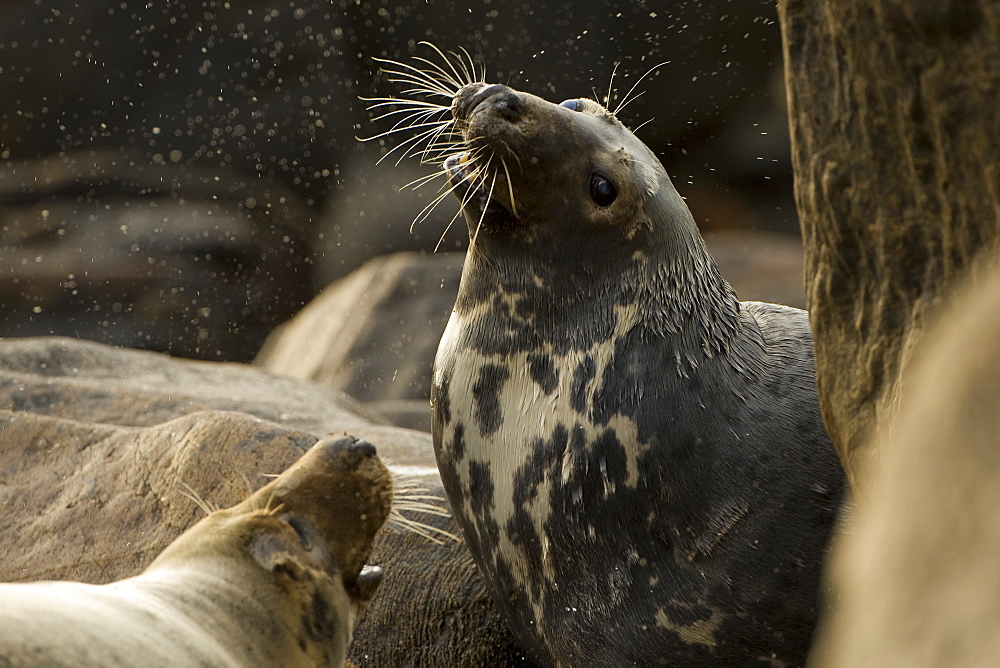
[
  {"xmin": 0, "ymin": 436, "xmax": 391, "ymax": 667},
  {"xmin": 430, "ymin": 84, "xmax": 845, "ymax": 666}
]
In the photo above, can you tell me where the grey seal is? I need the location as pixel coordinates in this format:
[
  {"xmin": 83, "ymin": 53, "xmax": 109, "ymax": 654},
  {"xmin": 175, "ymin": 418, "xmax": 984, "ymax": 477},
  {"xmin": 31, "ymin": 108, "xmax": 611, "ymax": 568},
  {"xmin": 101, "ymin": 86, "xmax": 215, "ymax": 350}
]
[{"xmin": 420, "ymin": 79, "xmax": 845, "ymax": 667}]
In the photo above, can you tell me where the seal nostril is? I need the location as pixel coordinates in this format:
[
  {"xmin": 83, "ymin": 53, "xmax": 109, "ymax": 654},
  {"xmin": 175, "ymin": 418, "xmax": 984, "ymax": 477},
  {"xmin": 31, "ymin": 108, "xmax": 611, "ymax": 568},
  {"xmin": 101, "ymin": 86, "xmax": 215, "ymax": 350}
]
[
  {"xmin": 347, "ymin": 439, "xmax": 377, "ymax": 459},
  {"xmin": 490, "ymin": 90, "xmax": 524, "ymax": 121},
  {"xmin": 453, "ymin": 84, "xmax": 522, "ymax": 122},
  {"xmin": 335, "ymin": 438, "xmax": 377, "ymax": 470}
]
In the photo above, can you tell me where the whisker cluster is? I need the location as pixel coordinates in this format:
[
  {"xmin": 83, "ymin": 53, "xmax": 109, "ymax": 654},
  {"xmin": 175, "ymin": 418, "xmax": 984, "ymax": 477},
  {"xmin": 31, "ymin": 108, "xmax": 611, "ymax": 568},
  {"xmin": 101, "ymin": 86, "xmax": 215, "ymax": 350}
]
[
  {"xmin": 177, "ymin": 481, "xmax": 218, "ymax": 516},
  {"xmin": 389, "ymin": 474, "xmax": 460, "ymax": 544},
  {"xmin": 363, "ymin": 44, "xmax": 667, "ymax": 239},
  {"xmin": 360, "ymin": 42, "xmax": 483, "ymax": 168},
  {"xmin": 360, "ymin": 43, "xmax": 493, "ymax": 237}
]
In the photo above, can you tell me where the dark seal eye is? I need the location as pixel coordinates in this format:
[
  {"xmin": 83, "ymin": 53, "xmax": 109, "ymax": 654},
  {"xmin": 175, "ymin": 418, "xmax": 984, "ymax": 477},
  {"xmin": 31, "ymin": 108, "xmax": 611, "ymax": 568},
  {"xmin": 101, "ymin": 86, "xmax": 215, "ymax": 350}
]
[
  {"xmin": 590, "ymin": 173, "xmax": 617, "ymax": 207},
  {"xmin": 560, "ymin": 99, "xmax": 583, "ymax": 112}
]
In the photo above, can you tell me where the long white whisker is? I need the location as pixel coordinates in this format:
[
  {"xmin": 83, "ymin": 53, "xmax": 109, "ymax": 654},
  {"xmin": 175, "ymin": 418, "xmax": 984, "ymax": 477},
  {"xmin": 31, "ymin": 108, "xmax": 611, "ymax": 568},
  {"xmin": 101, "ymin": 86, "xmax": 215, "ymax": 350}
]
[
  {"xmin": 631, "ymin": 117, "xmax": 656, "ymax": 135},
  {"xmin": 446, "ymin": 49, "xmax": 473, "ymax": 86},
  {"xmin": 400, "ymin": 169, "xmax": 451, "ymax": 191},
  {"xmin": 605, "ymin": 61, "xmax": 621, "ymax": 107},
  {"xmin": 500, "ymin": 158, "xmax": 519, "ymax": 218},
  {"xmin": 411, "ymin": 175, "xmax": 469, "ymax": 232},
  {"xmin": 613, "ymin": 61, "xmax": 670, "ymax": 116},
  {"xmin": 412, "ymin": 57, "xmax": 463, "ymax": 91},
  {"xmin": 373, "ymin": 58, "xmax": 456, "ymax": 97},
  {"xmin": 418, "ymin": 41, "xmax": 469, "ymax": 89},
  {"xmin": 615, "ymin": 90, "xmax": 647, "ymax": 116},
  {"xmin": 371, "ymin": 106, "xmax": 449, "ymax": 132},
  {"xmin": 432, "ymin": 150, "xmax": 492, "ymax": 249},
  {"xmin": 360, "ymin": 118, "xmax": 450, "ymax": 143},
  {"xmin": 370, "ymin": 125, "xmax": 453, "ymax": 165},
  {"xmin": 362, "ymin": 97, "xmax": 450, "ymax": 113},
  {"xmin": 469, "ymin": 172, "xmax": 498, "ymax": 250}
]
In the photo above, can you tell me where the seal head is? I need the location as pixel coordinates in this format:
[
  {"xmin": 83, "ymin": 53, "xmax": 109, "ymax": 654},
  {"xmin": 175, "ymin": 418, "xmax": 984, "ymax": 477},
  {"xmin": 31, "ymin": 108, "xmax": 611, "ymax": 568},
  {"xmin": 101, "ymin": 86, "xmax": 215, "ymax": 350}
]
[
  {"xmin": 432, "ymin": 82, "xmax": 844, "ymax": 666},
  {"xmin": 0, "ymin": 435, "xmax": 392, "ymax": 667}
]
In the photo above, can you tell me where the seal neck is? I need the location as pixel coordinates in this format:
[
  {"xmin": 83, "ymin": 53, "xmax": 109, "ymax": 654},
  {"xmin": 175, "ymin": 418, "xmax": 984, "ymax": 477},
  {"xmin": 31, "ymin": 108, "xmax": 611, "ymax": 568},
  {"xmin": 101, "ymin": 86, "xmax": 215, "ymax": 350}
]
[{"xmin": 454, "ymin": 225, "xmax": 746, "ymax": 366}]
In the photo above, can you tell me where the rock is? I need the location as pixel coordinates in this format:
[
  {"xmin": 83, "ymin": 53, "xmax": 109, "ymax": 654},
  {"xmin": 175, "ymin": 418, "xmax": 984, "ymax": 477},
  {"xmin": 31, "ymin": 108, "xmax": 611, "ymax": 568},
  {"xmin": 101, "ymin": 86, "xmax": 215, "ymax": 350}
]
[
  {"xmin": 0, "ymin": 336, "xmax": 528, "ymax": 666},
  {"xmin": 257, "ymin": 237, "xmax": 804, "ymax": 432},
  {"xmin": 777, "ymin": 0, "xmax": 1000, "ymax": 490},
  {"xmin": 812, "ymin": 259, "xmax": 1000, "ymax": 667},
  {"xmin": 256, "ymin": 251, "xmax": 464, "ymax": 431},
  {"xmin": 353, "ymin": 497, "xmax": 533, "ymax": 667},
  {"xmin": 0, "ymin": 151, "xmax": 315, "ymax": 362}
]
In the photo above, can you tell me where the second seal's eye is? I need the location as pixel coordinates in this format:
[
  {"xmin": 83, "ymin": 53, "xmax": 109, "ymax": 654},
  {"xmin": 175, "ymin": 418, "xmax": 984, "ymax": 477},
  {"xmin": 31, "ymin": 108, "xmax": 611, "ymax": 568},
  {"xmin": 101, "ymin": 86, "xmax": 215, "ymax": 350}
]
[
  {"xmin": 590, "ymin": 174, "xmax": 617, "ymax": 207},
  {"xmin": 560, "ymin": 99, "xmax": 583, "ymax": 112}
]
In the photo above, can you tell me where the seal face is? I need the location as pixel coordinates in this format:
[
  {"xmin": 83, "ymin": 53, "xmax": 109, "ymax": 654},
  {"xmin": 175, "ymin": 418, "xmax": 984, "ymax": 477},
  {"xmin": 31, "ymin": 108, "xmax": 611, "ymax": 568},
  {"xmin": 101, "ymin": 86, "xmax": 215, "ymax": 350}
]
[
  {"xmin": 0, "ymin": 436, "xmax": 392, "ymax": 667},
  {"xmin": 429, "ymin": 82, "xmax": 845, "ymax": 667}
]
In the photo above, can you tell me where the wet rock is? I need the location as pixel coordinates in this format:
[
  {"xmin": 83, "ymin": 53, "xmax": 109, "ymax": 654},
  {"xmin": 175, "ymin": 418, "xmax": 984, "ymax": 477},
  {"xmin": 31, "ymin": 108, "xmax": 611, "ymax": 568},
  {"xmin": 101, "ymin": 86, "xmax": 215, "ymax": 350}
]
[
  {"xmin": 256, "ymin": 251, "xmax": 464, "ymax": 431},
  {"xmin": 0, "ymin": 151, "xmax": 314, "ymax": 361}
]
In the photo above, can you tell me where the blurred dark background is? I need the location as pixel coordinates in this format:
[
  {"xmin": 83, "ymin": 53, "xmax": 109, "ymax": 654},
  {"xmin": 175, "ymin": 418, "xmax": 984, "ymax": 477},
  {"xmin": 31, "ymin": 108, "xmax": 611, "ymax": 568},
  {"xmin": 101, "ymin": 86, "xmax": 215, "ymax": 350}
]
[{"xmin": 0, "ymin": 0, "xmax": 797, "ymax": 362}]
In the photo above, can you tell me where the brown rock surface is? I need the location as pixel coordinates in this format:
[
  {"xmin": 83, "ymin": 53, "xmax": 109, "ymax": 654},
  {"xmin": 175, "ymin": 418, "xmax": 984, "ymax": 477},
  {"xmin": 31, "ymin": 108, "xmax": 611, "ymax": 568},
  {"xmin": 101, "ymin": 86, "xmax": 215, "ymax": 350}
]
[
  {"xmin": 256, "ymin": 251, "xmax": 464, "ymax": 431},
  {"xmin": 778, "ymin": 0, "xmax": 1000, "ymax": 490},
  {"xmin": 812, "ymin": 260, "xmax": 1000, "ymax": 667},
  {"xmin": 0, "ymin": 337, "xmax": 527, "ymax": 666}
]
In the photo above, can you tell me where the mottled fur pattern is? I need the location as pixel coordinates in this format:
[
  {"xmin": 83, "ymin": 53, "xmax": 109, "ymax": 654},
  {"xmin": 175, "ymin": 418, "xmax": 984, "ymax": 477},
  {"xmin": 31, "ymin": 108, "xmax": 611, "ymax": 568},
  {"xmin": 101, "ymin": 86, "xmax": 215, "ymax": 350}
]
[{"xmin": 373, "ymin": 51, "xmax": 845, "ymax": 667}]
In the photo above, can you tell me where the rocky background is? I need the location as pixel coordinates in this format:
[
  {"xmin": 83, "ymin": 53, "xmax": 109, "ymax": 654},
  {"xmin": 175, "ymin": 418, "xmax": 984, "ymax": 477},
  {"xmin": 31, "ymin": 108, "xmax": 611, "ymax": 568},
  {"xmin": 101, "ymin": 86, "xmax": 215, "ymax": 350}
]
[
  {"xmin": 0, "ymin": 0, "xmax": 801, "ymax": 364},
  {"xmin": 0, "ymin": 6, "xmax": 804, "ymax": 662},
  {"xmin": 7, "ymin": 0, "xmax": 996, "ymax": 666}
]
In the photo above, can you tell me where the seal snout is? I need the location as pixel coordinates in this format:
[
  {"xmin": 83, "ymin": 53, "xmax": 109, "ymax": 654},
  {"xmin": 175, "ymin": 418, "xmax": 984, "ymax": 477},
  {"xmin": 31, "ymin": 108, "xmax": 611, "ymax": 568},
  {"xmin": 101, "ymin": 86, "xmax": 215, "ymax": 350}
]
[
  {"xmin": 452, "ymin": 83, "xmax": 523, "ymax": 123},
  {"xmin": 314, "ymin": 435, "xmax": 378, "ymax": 471}
]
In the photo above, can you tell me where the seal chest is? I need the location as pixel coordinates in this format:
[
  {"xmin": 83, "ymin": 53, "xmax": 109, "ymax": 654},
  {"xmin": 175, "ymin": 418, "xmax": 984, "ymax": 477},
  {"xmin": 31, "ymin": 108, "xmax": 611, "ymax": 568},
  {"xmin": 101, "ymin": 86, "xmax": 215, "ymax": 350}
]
[{"xmin": 420, "ymin": 76, "xmax": 845, "ymax": 667}]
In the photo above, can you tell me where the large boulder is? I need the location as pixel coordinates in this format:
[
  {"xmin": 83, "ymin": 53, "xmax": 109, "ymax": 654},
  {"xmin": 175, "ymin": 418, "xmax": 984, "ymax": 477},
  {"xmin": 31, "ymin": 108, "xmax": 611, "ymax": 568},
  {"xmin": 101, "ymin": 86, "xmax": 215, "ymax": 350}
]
[
  {"xmin": 777, "ymin": 0, "xmax": 1000, "ymax": 490},
  {"xmin": 812, "ymin": 260, "xmax": 1000, "ymax": 667},
  {"xmin": 0, "ymin": 337, "xmax": 528, "ymax": 666},
  {"xmin": 256, "ymin": 252, "xmax": 465, "ymax": 431}
]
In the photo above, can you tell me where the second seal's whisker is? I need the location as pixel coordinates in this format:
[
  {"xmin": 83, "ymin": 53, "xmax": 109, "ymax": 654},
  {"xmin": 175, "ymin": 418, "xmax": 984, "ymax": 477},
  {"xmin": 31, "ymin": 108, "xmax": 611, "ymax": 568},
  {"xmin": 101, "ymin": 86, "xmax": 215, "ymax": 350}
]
[
  {"xmin": 177, "ymin": 481, "xmax": 217, "ymax": 516},
  {"xmin": 387, "ymin": 510, "xmax": 459, "ymax": 544}
]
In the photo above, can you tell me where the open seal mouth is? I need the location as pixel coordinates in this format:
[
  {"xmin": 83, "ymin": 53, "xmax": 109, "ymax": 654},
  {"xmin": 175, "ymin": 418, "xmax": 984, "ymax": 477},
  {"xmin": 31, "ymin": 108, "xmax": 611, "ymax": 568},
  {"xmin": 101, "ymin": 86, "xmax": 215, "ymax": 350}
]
[
  {"xmin": 350, "ymin": 563, "xmax": 384, "ymax": 603},
  {"xmin": 443, "ymin": 151, "xmax": 514, "ymax": 229}
]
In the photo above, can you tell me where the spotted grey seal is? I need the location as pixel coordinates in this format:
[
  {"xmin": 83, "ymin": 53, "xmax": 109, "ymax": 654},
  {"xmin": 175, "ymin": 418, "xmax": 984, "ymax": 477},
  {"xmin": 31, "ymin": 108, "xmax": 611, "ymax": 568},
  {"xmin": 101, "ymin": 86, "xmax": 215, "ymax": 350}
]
[
  {"xmin": 0, "ymin": 435, "xmax": 390, "ymax": 667},
  {"xmin": 376, "ymin": 55, "xmax": 845, "ymax": 666}
]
